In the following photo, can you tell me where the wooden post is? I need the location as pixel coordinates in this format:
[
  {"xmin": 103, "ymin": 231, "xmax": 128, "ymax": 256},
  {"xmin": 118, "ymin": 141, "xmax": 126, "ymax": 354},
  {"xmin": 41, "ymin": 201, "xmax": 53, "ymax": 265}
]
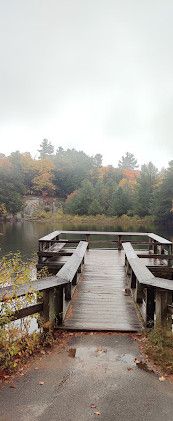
[
  {"xmin": 146, "ymin": 287, "xmax": 155, "ymax": 327},
  {"xmin": 126, "ymin": 262, "xmax": 131, "ymax": 276},
  {"xmin": 86, "ymin": 234, "xmax": 90, "ymax": 249},
  {"xmin": 154, "ymin": 240, "xmax": 157, "ymax": 254},
  {"xmin": 130, "ymin": 271, "xmax": 136, "ymax": 289},
  {"xmin": 54, "ymin": 286, "xmax": 63, "ymax": 325},
  {"xmin": 72, "ymin": 273, "xmax": 77, "ymax": 285},
  {"xmin": 78, "ymin": 263, "xmax": 82, "ymax": 273},
  {"xmin": 42, "ymin": 286, "xmax": 63, "ymax": 328},
  {"xmin": 135, "ymin": 280, "xmax": 143, "ymax": 303},
  {"xmin": 149, "ymin": 237, "xmax": 152, "ymax": 253},
  {"xmin": 118, "ymin": 235, "xmax": 122, "ymax": 251},
  {"xmin": 161, "ymin": 244, "xmax": 164, "ymax": 255},
  {"xmin": 155, "ymin": 288, "xmax": 172, "ymax": 327},
  {"xmin": 65, "ymin": 283, "xmax": 71, "ymax": 300},
  {"xmin": 168, "ymin": 244, "xmax": 172, "ymax": 267}
]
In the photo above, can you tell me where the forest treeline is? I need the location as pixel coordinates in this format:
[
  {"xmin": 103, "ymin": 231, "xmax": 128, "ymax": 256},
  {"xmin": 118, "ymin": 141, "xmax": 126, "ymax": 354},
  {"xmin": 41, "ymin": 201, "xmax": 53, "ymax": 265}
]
[{"xmin": 0, "ymin": 139, "xmax": 173, "ymax": 221}]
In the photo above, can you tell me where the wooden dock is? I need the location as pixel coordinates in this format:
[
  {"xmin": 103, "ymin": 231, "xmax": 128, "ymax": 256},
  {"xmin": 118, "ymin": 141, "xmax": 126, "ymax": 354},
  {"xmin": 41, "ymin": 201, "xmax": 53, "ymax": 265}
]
[
  {"xmin": 63, "ymin": 249, "xmax": 142, "ymax": 331},
  {"xmin": 1, "ymin": 230, "xmax": 172, "ymax": 334}
]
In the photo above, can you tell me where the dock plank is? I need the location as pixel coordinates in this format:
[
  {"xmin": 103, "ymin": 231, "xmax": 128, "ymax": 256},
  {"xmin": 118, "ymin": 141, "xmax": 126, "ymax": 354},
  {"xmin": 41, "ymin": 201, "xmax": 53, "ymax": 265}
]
[{"xmin": 63, "ymin": 250, "xmax": 142, "ymax": 331}]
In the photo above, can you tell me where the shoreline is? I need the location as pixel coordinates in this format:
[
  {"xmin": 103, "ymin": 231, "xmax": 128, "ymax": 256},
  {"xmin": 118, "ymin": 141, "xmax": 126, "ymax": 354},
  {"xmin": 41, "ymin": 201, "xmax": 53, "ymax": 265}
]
[{"xmin": 25, "ymin": 214, "xmax": 156, "ymax": 225}]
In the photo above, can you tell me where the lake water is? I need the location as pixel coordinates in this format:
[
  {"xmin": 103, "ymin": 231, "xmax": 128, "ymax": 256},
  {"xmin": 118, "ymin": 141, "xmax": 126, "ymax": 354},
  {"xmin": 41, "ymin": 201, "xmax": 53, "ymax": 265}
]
[{"xmin": 0, "ymin": 220, "xmax": 173, "ymax": 260}]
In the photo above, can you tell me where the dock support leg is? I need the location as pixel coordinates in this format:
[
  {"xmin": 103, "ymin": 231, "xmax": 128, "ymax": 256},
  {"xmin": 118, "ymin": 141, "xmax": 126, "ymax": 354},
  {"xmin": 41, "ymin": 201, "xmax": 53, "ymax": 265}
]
[
  {"xmin": 135, "ymin": 280, "xmax": 143, "ymax": 303},
  {"xmin": 118, "ymin": 235, "xmax": 122, "ymax": 251},
  {"xmin": 149, "ymin": 238, "xmax": 152, "ymax": 253},
  {"xmin": 86, "ymin": 234, "xmax": 90, "ymax": 249},
  {"xmin": 168, "ymin": 244, "xmax": 172, "ymax": 267},
  {"xmin": 154, "ymin": 240, "xmax": 157, "ymax": 254},
  {"xmin": 65, "ymin": 283, "xmax": 71, "ymax": 301},
  {"xmin": 146, "ymin": 287, "xmax": 155, "ymax": 328},
  {"xmin": 72, "ymin": 273, "xmax": 77, "ymax": 285},
  {"xmin": 155, "ymin": 289, "xmax": 172, "ymax": 327},
  {"xmin": 42, "ymin": 286, "xmax": 63, "ymax": 328},
  {"xmin": 130, "ymin": 271, "xmax": 136, "ymax": 289}
]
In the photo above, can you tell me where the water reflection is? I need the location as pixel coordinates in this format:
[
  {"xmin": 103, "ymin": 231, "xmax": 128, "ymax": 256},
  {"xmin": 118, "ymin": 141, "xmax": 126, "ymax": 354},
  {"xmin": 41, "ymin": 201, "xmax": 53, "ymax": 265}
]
[{"xmin": 0, "ymin": 220, "xmax": 173, "ymax": 260}]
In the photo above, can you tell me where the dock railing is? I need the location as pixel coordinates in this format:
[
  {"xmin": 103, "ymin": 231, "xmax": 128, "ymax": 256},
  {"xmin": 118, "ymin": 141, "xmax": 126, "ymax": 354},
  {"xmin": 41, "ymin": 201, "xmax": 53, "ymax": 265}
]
[
  {"xmin": 0, "ymin": 241, "xmax": 88, "ymax": 329},
  {"xmin": 123, "ymin": 242, "xmax": 173, "ymax": 328},
  {"xmin": 1, "ymin": 231, "xmax": 173, "ymax": 331},
  {"xmin": 38, "ymin": 230, "xmax": 172, "ymax": 253}
]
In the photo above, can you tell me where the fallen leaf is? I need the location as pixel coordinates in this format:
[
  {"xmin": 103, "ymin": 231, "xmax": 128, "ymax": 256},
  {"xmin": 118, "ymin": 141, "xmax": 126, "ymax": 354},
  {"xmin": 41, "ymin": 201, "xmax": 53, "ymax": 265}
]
[
  {"xmin": 127, "ymin": 367, "xmax": 133, "ymax": 371},
  {"xmin": 159, "ymin": 376, "xmax": 165, "ymax": 382},
  {"xmin": 90, "ymin": 404, "xmax": 97, "ymax": 408},
  {"xmin": 94, "ymin": 412, "xmax": 101, "ymax": 415},
  {"xmin": 9, "ymin": 385, "xmax": 16, "ymax": 388},
  {"xmin": 39, "ymin": 381, "xmax": 45, "ymax": 385},
  {"xmin": 3, "ymin": 295, "xmax": 11, "ymax": 301},
  {"xmin": 133, "ymin": 358, "xmax": 140, "ymax": 364}
]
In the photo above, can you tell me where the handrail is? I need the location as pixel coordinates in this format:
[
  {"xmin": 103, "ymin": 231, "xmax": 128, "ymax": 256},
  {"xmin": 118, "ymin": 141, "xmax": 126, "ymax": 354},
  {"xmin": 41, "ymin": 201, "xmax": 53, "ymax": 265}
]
[
  {"xmin": 38, "ymin": 231, "xmax": 172, "ymax": 254},
  {"xmin": 123, "ymin": 242, "xmax": 173, "ymax": 329},
  {"xmin": 0, "ymin": 241, "xmax": 88, "ymax": 328}
]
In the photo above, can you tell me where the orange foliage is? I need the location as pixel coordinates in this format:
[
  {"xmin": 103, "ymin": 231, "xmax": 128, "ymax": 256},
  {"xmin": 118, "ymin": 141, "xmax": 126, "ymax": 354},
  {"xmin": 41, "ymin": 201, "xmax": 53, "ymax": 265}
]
[
  {"xmin": 122, "ymin": 169, "xmax": 140, "ymax": 180},
  {"xmin": 0, "ymin": 157, "xmax": 12, "ymax": 169},
  {"xmin": 32, "ymin": 171, "xmax": 55, "ymax": 196},
  {"xmin": 66, "ymin": 191, "xmax": 78, "ymax": 201},
  {"xmin": 98, "ymin": 167, "xmax": 110, "ymax": 180}
]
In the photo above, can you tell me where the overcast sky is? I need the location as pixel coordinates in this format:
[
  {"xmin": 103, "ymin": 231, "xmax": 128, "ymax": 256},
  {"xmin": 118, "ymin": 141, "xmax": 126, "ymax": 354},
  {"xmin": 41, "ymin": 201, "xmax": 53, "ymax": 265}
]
[{"xmin": 0, "ymin": 0, "xmax": 173, "ymax": 169}]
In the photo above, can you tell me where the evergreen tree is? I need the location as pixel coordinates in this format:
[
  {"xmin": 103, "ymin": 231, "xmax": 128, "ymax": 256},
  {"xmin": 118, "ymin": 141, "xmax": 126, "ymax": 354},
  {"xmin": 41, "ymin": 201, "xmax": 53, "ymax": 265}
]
[
  {"xmin": 38, "ymin": 139, "xmax": 54, "ymax": 159},
  {"xmin": 88, "ymin": 199, "xmax": 103, "ymax": 215},
  {"xmin": 118, "ymin": 152, "xmax": 138, "ymax": 170},
  {"xmin": 108, "ymin": 186, "xmax": 131, "ymax": 216},
  {"xmin": 135, "ymin": 162, "xmax": 158, "ymax": 216},
  {"xmin": 151, "ymin": 161, "xmax": 173, "ymax": 221},
  {"xmin": 65, "ymin": 180, "xmax": 94, "ymax": 215}
]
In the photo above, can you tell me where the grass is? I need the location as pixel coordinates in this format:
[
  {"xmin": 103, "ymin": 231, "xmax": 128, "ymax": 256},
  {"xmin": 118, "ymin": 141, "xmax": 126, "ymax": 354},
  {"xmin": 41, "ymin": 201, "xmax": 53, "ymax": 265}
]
[
  {"xmin": 144, "ymin": 327, "xmax": 173, "ymax": 375},
  {"xmin": 29, "ymin": 210, "xmax": 155, "ymax": 225}
]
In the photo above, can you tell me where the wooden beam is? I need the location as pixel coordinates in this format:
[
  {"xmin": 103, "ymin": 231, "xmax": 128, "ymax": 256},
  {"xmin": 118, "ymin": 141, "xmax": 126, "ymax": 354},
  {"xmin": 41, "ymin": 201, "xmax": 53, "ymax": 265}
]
[{"xmin": 8, "ymin": 303, "xmax": 43, "ymax": 322}]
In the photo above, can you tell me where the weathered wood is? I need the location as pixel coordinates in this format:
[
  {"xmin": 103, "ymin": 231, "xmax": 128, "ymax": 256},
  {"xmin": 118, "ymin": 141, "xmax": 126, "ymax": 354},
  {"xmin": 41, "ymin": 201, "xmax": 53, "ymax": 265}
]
[
  {"xmin": 130, "ymin": 271, "xmax": 136, "ymax": 288},
  {"xmin": 167, "ymin": 305, "xmax": 173, "ymax": 315},
  {"xmin": 148, "ymin": 233, "xmax": 172, "ymax": 244},
  {"xmin": 38, "ymin": 251, "xmax": 73, "ymax": 257},
  {"xmin": 65, "ymin": 283, "xmax": 71, "ymax": 300},
  {"xmin": 54, "ymin": 286, "xmax": 63, "ymax": 325},
  {"xmin": 0, "ymin": 275, "xmax": 70, "ymax": 300},
  {"xmin": 145, "ymin": 287, "xmax": 155, "ymax": 327},
  {"xmin": 39, "ymin": 231, "xmax": 62, "ymax": 242},
  {"xmin": 56, "ymin": 241, "xmax": 88, "ymax": 284},
  {"xmin": 153, "ymin": 240, "xmax": 157, "ymax": 254},
  {"xmin": 123, "ymin": 243, "xmax": 137, "ymax": 259},
  {"xmin": 137, "ymin": 254, "xmax": 173, "ymax": 259},
  {"xmin": 7, "ymin": 303, "xmax": 43, "ymax": 322},
  {"xmin": 42, "ymin": 286, "xmax": 64, "ymax": 328},
  {"xmin": 135, "ymin": 280, "xmax": 143, "ymax": 303},
  {"xmin": 123, "ymin": 242, "xmax": 173, "ymax": 328},
  {"xmin": 63, "ymin": 250, "xmax": 142, "ymax": 331},
  {"xmin": 155, "ymin": 289, "xmax": 172, "ymax": 327},
  {"xmin": 118, "ymin": 235, "xmax": 122, "ymax": 250}
]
